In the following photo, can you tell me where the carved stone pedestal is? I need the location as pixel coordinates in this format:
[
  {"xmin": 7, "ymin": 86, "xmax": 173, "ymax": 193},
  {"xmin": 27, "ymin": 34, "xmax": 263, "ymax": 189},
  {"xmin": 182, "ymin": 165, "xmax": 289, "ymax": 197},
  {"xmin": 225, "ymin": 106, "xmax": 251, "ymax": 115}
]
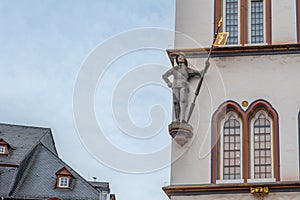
[{"xmin": 168, "ymin": 122, "xmax": 193, "ymax": 146}]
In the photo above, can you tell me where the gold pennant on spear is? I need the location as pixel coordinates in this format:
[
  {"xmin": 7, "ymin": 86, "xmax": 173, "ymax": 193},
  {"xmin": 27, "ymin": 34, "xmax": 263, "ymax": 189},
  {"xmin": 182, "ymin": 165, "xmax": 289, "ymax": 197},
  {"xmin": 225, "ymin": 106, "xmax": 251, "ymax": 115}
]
[{"xmin": 213, "ymin": 17, "xmax": 229, "ymax": 46}]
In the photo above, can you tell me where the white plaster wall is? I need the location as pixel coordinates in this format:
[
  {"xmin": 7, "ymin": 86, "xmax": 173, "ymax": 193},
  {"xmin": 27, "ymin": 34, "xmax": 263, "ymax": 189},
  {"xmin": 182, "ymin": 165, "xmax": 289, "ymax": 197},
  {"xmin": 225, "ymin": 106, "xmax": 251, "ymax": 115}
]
[
  {"xmin": 175, "ymin": 0, "xmax": 214, "ymax": 48},
  {"xmin": 171, "ymin": 192, "xmax": 300, "ymax": 200},
  {"xmin": 174, "ymin": 0, "xmax": 298, "ymax": 47},
  {"xmin": 272, "ymin": 0, "xmax": 297, "ymax": 44},
  {"xmin": 170, "ymin": 54, "xmax": 300, "ymax": 184},
  {"xmin": 171, "ymin": 57, "xmax": 226, "ymax": 184}
]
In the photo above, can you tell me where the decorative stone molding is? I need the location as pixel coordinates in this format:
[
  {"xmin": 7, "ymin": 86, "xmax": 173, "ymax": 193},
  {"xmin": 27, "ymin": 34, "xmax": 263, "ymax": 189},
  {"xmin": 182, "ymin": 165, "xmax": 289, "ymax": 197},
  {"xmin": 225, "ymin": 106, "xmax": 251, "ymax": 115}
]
[{"xmin": 163, "ymin": 182, "xmax": 300, "ymax": 199}]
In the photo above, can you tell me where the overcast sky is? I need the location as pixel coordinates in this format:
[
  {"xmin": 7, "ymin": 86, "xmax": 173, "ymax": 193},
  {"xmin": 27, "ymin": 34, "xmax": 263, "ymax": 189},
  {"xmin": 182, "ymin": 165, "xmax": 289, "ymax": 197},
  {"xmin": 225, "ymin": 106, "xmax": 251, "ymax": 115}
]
[{"xmin": 0, "ymin": 1, "xmax": 175, "ymax": 200}]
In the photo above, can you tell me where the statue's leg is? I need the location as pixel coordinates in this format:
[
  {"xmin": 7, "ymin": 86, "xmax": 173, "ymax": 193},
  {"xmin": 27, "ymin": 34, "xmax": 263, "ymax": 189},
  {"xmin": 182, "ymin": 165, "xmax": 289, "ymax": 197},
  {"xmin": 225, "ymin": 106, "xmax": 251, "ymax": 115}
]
[
  {"xmin": 180, "ymin": 87, "xmax": 189, "ymax": 123},
  {"xmin": 173, "ymin": 88, "xmax": 180, "ymax": 122}
]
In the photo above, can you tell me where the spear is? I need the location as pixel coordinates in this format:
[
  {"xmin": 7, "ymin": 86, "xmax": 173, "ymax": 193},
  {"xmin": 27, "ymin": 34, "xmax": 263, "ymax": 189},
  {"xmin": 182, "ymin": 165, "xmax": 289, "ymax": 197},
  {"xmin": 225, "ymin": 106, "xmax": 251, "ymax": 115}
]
[{"xmin": 186, "ymin": 18, "xmax": 224, "ymax": 123}]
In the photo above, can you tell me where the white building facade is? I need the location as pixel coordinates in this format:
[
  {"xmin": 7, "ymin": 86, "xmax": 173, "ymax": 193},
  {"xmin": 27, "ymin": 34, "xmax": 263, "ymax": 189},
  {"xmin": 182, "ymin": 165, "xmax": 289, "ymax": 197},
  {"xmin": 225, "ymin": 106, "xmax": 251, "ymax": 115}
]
[{"xmin": 163, "ymin": 0, "xmax": 300, "ymax": 199}]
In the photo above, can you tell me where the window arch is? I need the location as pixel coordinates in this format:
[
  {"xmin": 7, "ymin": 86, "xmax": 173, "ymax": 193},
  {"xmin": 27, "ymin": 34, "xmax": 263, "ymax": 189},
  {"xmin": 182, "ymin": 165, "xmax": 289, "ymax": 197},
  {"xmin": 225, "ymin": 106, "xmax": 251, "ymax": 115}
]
[
  {"xmin": 211, "ymin": 101, "xmax": 245, "ymax": 183},
  {"xmin": 246, "ymin": 99, "xmax": 280, "ymax": 182},
  {"xmin": 211, "ymin": 99, "xmax": 279, "ymax": 184},
  {"xmin": 218, "ymin": 112, "xmax": 243, "ymax": 183},
  {"xmin": 248, "ymin": 110, "xmax": 275, "ymax": 182}
]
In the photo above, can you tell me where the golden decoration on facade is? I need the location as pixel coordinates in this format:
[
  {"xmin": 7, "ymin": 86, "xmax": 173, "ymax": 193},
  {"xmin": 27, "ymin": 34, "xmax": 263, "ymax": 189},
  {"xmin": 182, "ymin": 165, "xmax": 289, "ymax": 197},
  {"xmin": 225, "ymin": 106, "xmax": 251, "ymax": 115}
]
[
  {"xmin": 241, "ymin": 100, "xmax": 249, "ymax": 107},
  {"xmin": 250, "ymin": 186, "xmax": 269, "ymax": 199}
]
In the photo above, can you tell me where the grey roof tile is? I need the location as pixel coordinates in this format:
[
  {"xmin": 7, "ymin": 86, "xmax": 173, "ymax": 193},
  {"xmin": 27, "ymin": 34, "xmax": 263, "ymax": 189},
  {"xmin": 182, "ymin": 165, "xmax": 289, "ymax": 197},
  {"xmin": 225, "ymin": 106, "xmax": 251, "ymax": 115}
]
[
  {"xmin": 0, "ymin": 166, "xmax": 18, "ymax": 196},
  {"xmin": 12, "ymin": 143, "xmax": 100, "ymax": 199},
  {"xmin": 89, "ymin": 181, "xmax": 110, "ymax": 192},
  {"xmin": 0, "ymin": 123, "xmax": 112, "ymax": 199},
  {"xmin": 0, "ymin": 123, "xmax": 57, "ymax": 166}
]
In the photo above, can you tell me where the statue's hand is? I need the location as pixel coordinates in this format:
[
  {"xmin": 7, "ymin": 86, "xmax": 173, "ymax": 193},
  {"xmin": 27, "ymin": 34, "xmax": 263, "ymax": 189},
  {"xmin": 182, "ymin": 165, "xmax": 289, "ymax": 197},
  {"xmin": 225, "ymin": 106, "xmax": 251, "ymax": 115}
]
[
  {"xmin": 200, "ymin": 69, "xmax": 205, "ymax": 77},
  {"xmin": 167, "ymin": 82, "xmax": 172, "ymax": 88}
]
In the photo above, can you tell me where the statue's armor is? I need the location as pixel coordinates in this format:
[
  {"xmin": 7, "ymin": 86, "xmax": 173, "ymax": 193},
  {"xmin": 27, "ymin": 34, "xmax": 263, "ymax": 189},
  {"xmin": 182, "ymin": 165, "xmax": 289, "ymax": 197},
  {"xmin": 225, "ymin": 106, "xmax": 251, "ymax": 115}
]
[
  {"xmin": 172, "ymin": 66, "xmax": 189, "ymax": 89},
  {"xmin": 162, "ymin": 63, "xmax": 202, "ymax": 122}
]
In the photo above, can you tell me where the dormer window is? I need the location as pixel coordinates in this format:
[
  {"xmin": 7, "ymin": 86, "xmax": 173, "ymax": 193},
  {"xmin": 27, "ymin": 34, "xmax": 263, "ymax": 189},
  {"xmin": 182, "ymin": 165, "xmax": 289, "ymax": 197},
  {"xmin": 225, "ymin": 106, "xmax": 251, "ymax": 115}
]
[
  {"xmin": 0, "ymin": 139, "xmax": 9, "ymax": 156},
  {"xmin": 0, "ymin": 145, "xmax": 6, "ymax": 154},
  {"xmin": 55, "ymin": 167, "xmax": 73, "ymax": 189},
  {"xmin": 58, "ymin": 176, "xmax": 70, "ymax": 188}
]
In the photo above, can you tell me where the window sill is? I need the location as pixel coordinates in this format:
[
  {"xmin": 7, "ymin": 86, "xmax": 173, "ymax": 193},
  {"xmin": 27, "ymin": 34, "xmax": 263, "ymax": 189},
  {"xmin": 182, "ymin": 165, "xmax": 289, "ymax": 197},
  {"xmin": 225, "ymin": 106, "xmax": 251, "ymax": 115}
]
[
  {"xmin": 247, "ymin": 178, "xmax": 276, "ymax": 183},
  {"xmin": 216, "ymin": 179, "xmax": 244, "ymax": 184},
  {"xmin": 244, "ymin": 43, "xmax": 268, "ymax": 46},
  {"xmin": 56, "ymin": 186, "xmax": 71, "ymax": 189},
  {"xmin": 222, "ymin": 44, "xmax": 243, "ymax": 47}
]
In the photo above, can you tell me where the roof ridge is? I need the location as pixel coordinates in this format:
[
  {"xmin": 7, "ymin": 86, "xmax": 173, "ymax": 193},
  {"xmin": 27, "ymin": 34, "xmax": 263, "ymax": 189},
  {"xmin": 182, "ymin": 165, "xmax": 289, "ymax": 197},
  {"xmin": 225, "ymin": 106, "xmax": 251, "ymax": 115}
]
[
  {"xmin": 0, "ymin": 122, "xmax": 50, "ymax": 130},
  {"xmin": 15, "ymin": 128, "xmax": 51, "ymax": 166},
  {"xmin": 39, "ymin": 128, "xmax": 58, "ymax": 155}
]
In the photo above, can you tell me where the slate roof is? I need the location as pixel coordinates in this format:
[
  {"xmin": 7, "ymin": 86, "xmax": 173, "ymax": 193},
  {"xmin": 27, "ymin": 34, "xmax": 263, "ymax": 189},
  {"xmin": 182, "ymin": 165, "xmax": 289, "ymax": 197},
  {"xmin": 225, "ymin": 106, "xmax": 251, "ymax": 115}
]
[
  {"xmin": 0, "ymin": 123, "xmax": 111, "ymax": 199},
  {"xmin": 11, "ymin": 143, "xmax": 100, "ymax": 199},
  {"xmin": 0, "ymin": 123, "xmax": 57, "ymax": 166},
  {"xmin": 0, "ymin": 166, "xmax": 18, "ymax": 196},
  {"xmin": 89, "ymin": 181, "xmax": 110, "ymax": 192}
]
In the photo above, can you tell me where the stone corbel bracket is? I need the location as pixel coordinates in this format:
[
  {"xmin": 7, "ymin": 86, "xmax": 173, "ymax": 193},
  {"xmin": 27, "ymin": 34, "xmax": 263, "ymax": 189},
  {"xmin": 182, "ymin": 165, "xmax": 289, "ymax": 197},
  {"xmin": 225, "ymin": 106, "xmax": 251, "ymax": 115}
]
[{"xmin": 168, "ymin": 122, "xmax": 193, "ymax": 146}]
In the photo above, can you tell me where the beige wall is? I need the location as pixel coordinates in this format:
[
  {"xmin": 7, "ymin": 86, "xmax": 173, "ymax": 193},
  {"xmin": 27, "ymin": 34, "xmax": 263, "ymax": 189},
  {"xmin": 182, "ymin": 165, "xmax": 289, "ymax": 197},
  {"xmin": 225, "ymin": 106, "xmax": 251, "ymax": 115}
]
[
  {"xmin": 171, "ymin": 192, "xmax": 300, "ymax": 200},
  {"xmin": 170, "ymin": 0, "xmax": 300, "ymax": 186},
  {"xmin": 175, "ymin": 0, "xmax": 214, "ymax": 48},
  {"xmin": 170, "ymin": 54, "xmax": 300, "ymax": 184},
  {"xmin": 174, "ymin": 0, "xmax": 298, "ymax": 48},
  {"xmin": 272, "ymin": 1, "xmax": 297, "ymax": 44}
]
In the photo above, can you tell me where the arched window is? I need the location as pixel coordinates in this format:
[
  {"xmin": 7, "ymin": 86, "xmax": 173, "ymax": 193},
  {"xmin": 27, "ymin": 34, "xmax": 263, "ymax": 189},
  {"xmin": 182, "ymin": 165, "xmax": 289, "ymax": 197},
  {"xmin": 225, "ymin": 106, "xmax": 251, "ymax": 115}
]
[
  {"xmin": 218, "ymin": 112, "xmax": 243, "ymax": 183},
  {"xmin": 211, "ymin": 99, "xmax": 279, "ymax": 184},
  {"xmin": 248, "ymin": 111, "xmax": 275, "ymax": 182},
  {"xmin": 211, "ymin": 101, "xmax": 244, "ymax": 184}
]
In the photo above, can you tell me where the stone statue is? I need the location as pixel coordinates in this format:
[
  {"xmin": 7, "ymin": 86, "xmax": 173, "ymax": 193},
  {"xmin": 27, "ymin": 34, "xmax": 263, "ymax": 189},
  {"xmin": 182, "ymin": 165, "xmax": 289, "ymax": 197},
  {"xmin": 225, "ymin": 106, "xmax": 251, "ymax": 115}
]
[{"xmin": 162, "ymin": 54, "xmax": 203, "ymax": 123}]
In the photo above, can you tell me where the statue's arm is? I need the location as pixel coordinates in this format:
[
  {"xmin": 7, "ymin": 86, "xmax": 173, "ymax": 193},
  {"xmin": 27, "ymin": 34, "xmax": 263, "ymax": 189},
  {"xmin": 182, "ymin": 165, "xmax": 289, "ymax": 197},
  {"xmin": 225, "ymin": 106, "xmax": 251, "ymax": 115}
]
[
  {"xmin": 162, "ymin": 69, "xmax": 173, "ymax": 88},
  {"xmin": 188, "ymin": 68, "xmax": 203, "ymax": 77}
]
